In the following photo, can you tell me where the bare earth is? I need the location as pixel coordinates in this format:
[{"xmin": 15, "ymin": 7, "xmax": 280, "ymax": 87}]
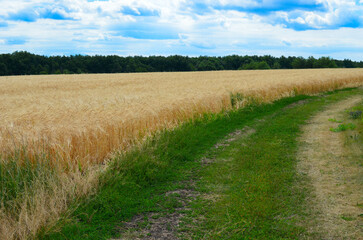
[{"xmin": 298, "ymin": 96, "xmax": 363, "ymax": 240}]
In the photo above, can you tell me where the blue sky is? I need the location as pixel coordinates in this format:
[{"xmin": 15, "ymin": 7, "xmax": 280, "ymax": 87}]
[{"xmin": 0, "ymin": 0, "xmax": 362, "ymax": 60}]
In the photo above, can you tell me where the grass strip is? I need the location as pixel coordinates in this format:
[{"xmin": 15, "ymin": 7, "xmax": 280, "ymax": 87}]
[
  {"xmin": 182, "ymin": 88, "xmax": 362, "ymax": 239},
  {"xmin": 41, "ymin": 88, "xmax": 361, "ymax": 239}
]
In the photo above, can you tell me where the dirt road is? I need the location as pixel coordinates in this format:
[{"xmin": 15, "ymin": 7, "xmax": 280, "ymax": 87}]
[{"xmin": 298, "ymin": 96, "xmax": 362, "ymax": 239}]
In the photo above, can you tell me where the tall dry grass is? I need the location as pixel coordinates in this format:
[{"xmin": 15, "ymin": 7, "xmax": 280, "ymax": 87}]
[
  {"xmin": 0, "ymin": 69, "xmax": 363, "ymax": 239},
  {"xmin": 0, "ymin": 160, "xmax": 99, "ymax": 240}
]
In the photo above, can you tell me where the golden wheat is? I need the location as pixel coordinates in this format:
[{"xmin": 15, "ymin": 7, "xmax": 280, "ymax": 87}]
[{"xmin": 1, "ymin": 69, "xmax": 363, "ymax": 166}]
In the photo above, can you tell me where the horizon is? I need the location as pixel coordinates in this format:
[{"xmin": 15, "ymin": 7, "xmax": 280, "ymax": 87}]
[
  {"xmin": 2, "ymin": 51, "xmax": 363, "ymax": 62},
  {"xmin": 0, "ymin": 1, "xmax": 362, "ymax": 61}
]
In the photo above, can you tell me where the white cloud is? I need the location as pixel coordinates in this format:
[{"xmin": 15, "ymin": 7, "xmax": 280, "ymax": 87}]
[{"xmin": 0, "ymin": 0, "xmax": 362, "ymax": 60}]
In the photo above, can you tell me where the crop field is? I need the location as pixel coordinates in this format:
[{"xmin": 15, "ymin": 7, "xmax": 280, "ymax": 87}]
[
  {"xmin": 0, "ymin": 69, "xmax": 363, "ymax": 239},
  {"xmin": 1, "ymin": 69, "xmax": 363, "ymax": 166}
]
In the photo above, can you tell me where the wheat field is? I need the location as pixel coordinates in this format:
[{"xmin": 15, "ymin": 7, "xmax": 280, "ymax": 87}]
[
  {"xmin": 1, "ymin": 69, "xmax": 363, "ymax": 167},
  {"xmin": 1, "ymin": 69, "xmax": 363, "ymax": 239}
]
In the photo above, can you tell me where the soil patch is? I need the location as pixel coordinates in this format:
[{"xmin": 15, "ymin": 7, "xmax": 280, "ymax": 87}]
[{"xmin": 115, "ymin": 189, "xmax": 198, "ymax": 240}]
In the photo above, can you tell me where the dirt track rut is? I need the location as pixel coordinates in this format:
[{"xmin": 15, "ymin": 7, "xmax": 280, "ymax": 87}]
[{"xmin": 298, "ymin": 96, "xmax": 363, "ymax": 240}]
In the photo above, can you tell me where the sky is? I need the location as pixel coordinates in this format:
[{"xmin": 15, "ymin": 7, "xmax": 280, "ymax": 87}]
[{"xmin": 0, "ymin": 0, "xmax": 362, "ymax": 60}]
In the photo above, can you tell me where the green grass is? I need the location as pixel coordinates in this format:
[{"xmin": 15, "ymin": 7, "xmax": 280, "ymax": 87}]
[
  {"xmin": 39, "ymin": 87, "xmax": 362, "ymax": 239},
  {"xmin": 181, "ymin": 88, "xmax": 363, "ymax": 239},
  {"xmin": 330, "ymin": 123, "xmax": 356, "ymax": 132},
  {"xmin": 340, "ymin": 215, "xmax": 356, "ymax": 221},
  {"xmin": 328, "ymin": 118, "xmax": 343, "ymax": 123}
]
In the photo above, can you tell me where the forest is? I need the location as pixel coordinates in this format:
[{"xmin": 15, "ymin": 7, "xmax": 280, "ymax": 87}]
[{"xmin": 0, "ymin": 51, "xmax": 362, "ymax": 76}]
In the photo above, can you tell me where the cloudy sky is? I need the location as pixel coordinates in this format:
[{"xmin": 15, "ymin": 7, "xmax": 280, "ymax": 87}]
[{"xmin": 0, "ymin": 0, "xmax": 362, "ymax": 60}]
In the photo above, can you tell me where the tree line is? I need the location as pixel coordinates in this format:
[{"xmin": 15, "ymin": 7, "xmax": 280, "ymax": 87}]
[{"xmin": 0, "ymin": 51, "xmax": 362, "ymax": 76}]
